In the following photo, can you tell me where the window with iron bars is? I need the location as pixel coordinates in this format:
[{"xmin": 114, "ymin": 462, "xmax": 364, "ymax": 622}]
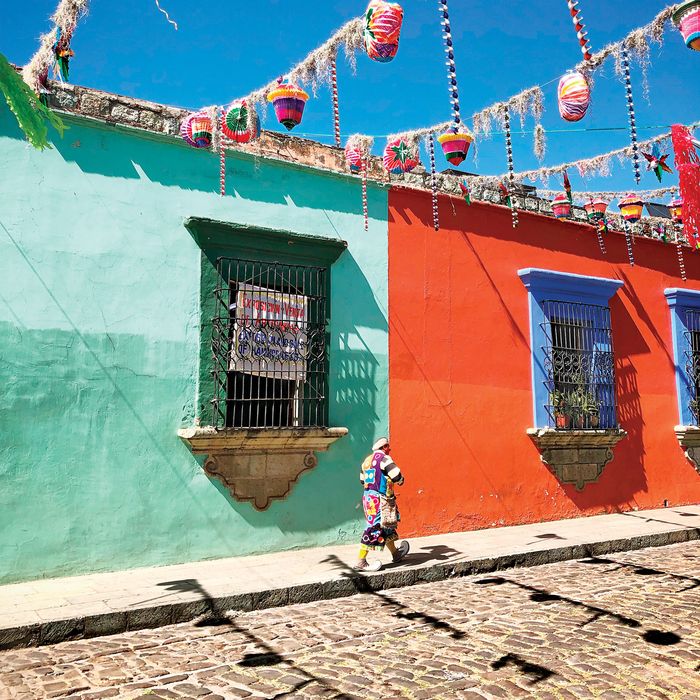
[
  {"xmin": 541, "ymin": 300, "xmax": 618, "ymax": 430},
  {"xmin": 684, "ymin": 309, "xmax": 700, "ymax": 426},
  {"xmin": 211, "ymin": 257, "xmax": 329, "ymax": 429}
]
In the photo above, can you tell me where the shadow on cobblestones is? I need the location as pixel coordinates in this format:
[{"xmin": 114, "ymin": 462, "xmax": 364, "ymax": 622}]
[
  {"xmin": 321, "ymin": 554, "xmax": 466, "ymax": 639},
  {"xmin": 491, "ymin": 652, "xmax": 556, "ymax": 684},
  {"xmin": 580, "ymin": 555, "xmax": 700, "ymax": 592},
  {"xmin": 475, "ymin": 575, "xmax": 683, "ymax": 646},
  {"xmin": 157, "ymin": 578, "xmax": 355, "ymax": 699}
]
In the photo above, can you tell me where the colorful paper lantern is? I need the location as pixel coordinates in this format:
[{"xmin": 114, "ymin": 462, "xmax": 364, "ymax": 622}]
[
  {"xmin": 344, "ymin": 143, "xmax": 364, "ymax": 174},
  {"xmin": 180, "ymin": 112, "xmax": 213, "ymax": 148},
  {"xmin": 364, "ymin": 0, "xmax": 404, "ymax": 63},
  {"xmin": 618, "ymin": 194, "xmax": 644, "ymax": 223},
  {"xmin": 670, "ymin": 197, "xmax": 684, "ymax": 224},
  {"xmin": 437, "ymin": 130, "xmax": 473, "ymax": 166},
  {"xmin": 383, "ymin": 138, "xmax": 419, "ymax": 174},
  {"xmin": 673, "ymin": 0, "xmax": 700, "ymax": 51},
  {"xmin": 552, "ymin": 193, "xmax": 572, "ymax": 219},
  {"xmin": 222, "ymin": 100, "xmax": 260, "ymax": 143},
  {"xmin": 557, "ymin": 71, "xmax": 591, "ymax": 123},
  {"xmin": 584, "ymin": 198, "xmax": 609, "ymax": 221},
  {"xmin": 267, "ymin": 79, "xmax": 309, "ymax": 131}
]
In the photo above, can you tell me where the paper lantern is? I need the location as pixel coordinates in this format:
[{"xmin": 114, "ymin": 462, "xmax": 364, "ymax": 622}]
[
  {"xmin": 344, "ymin": 143, "xmax": 364, "ymax": 174},
  {"xmin": 673, "ymin": 0, "xmax": 700, "ymax": 51},
  {"xmin": 618, "ymin": 194, "xmax": 644, "ymax": 223},
  {"xmin": 584, "ymin": 198, "xmax": 609, "ymax": 221},
  {"xmin": 670, "ymin": 197, "xmax": 684, "ymax": 224},
  {"xmin": 383, "ymin": 138, "xmax": 419, "ymax": 174},
  {"xmin": 267, "ymin": 79, "xmax": 309, "ymax": 131},
  {"xmin": 364, "ymin": 0, "xmax": 404, "ymax": 63},
  {"xmin": 180, "ymin": 112, "xmax": 213, "ymax": 148},
  {"xmin": 557, "ymin": 71, "xmax": 591, "ymax": 123},
  {"xmin": 222, "ymin": 100, "xmax": 260, "ymax": 143},
  {"xmin": 437, "ymin": 130, "xmax": 473, "ymax": 166},
  {"xmin": 552, "ymin": 193, "xmax": 572, "ymax": 219}
]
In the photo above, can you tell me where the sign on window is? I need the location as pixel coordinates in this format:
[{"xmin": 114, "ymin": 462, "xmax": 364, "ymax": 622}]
[{"xmin": 231, "ymin": 284, "xmax": 308, "ymax": 381}]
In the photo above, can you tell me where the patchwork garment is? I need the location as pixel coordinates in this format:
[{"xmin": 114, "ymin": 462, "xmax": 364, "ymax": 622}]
[{"xmin": 359, "ymin": 450, "xmax": 404, "ymax": 550}]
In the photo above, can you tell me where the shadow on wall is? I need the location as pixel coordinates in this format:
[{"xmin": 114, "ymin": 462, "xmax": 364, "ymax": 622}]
[
  {"xmin": 389, "ymin": 194, "xmax": 700, "ymax": 282},
  {"xmin": 47, "ymin": 115, "xmax": 382, "ymax": 221},
  {"xmin": 197, "ymin": 250, "xmax": 388, "ymax": 537}
]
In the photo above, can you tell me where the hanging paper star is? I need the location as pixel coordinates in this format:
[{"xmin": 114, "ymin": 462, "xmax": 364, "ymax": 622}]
[
  {"xmin": 563, "ymin": 170, "xmax": 573, "ymax": 204},
  {"xmin": 498, "ymin": 181, "xmax": 511, "ymax": 207},
  {"xmin": 642, "ymin": 142, "xmax": 673, "ymax": 183},
  {"xmin": 459, "ymin": 180, "xmax": 471, "ymax": 206}
]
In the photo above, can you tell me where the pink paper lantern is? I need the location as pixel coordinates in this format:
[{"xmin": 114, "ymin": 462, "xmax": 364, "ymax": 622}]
[
  {"xmin": 673, "ymin": 0, "xmax": 700, "ymax": 51},
  {"xmin": 552, "ymin": 193, "xmax": 572, "ymax": 219},
  {"xmin": 267, "ymin": 79, "xmax": 309, "ymax": 131},
  {"xmin": 584, "ymin": 198, "xmax": 609, "ymax": 221},
  {"xmin": 437, "ymin": 130, "xmax": 473, "ymax": 167},
  {"xmin": 670, "ymin": 197, "xmax": 684, "ymax": 224},
  {"xmin": 557, "ymin": 71, "xmax": 591, "ymax": 123},
  {"xmin": 364, "ymin": 0, "xmax": 404, "ymax": 63}
]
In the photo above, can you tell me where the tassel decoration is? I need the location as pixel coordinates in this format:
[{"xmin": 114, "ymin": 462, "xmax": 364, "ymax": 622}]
[
  {"xmin": 671, "ymin": 124, "xmax": 700, "ymax": 246},
  {"xmin": 331, "ymin": 53, "xmax": 341, "ymax": 148},
  {"xmin": 621, "ymin": 46, "xmax": 641, "ymax": 184},
  {"xmin": 567, "ymin": 0, "xmax": 593, "ymax": 61},
  {"xmin": 438, "ymin": 0, "xmax": 462, "ymax": 127},
  {"xmin": 428, "ymin": 134, "xmax": 440, "ymax": 231},
  {"xmin": 503, "ymin": 106, "xmax": 519, "ymax": 228}
]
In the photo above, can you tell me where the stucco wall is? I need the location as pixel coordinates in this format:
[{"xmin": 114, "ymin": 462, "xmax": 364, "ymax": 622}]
[
  {"xmin": 0, "ymin": 103, "xmax": 389, "ymax": 584},
  {"xmin": 388, "ymin": 186, "xmax": 700, "ymax": 538}
]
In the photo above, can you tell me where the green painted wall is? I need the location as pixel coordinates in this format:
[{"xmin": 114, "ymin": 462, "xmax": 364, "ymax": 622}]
[{"xmin": 0, "ymin": 102, "xmax": 389, "ymax": 584}]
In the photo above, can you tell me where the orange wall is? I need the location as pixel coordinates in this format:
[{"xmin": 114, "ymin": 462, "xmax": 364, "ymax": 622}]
[{"xmin": 388, "ymin": 186, "xmax": 700, "ymax": 537}]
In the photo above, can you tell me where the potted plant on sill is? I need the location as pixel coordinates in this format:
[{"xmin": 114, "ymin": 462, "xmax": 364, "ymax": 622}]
[
  {"xmin": 580, "ymin": 389, "xmax": 601, "ymax": 428},
  {"xmin": 551, "ymin": 390, "xmax": 571, "ymax": 429}
]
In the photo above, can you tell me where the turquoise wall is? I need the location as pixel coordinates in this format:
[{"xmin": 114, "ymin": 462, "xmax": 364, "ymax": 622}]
[{"xmin": 0, "ymin": 103, "xmax": 389, "ymax": 584}]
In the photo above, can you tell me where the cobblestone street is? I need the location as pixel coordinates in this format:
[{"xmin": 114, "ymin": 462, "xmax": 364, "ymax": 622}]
[{"xmin": 2, "ymin": 542, "xmax": 700, "ymax": 700}]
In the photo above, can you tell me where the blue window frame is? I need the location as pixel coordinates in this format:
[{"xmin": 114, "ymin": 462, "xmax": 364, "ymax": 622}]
[
  {"xmin": 519, "ymin": 269, "xmax": 624, "ymax": 430},
  {"xmin": 664, "ymin": 288, "xmax": 700, "ymax": 426}
]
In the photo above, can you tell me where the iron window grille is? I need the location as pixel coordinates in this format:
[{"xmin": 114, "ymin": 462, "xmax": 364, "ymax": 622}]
[
  {"xmin": 541, "ymin": 300, "xmax": 617, "ymax": 430},
  {"xmin": 684, "ymin": 309, "xmax": 700, "ymax": 426},
  {"xmin": 211, "ymin": 257, "xmax": 328, "ymax": 429}
]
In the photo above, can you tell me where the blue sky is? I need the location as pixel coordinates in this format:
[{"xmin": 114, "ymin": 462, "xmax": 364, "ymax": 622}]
[{"xmin": 4, "ymin": 1, "xmax": 698, "ymax": 198}]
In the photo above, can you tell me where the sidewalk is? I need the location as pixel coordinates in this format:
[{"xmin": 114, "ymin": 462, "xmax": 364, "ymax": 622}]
[{"xmin": 2, "ymin": 505, "xmax": 700, "ymax": 650}]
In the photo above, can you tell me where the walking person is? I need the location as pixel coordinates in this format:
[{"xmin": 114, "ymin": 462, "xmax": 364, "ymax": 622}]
[{"xmin": 354, "ymin": 437, "xmax": 410, "ymax": 571}]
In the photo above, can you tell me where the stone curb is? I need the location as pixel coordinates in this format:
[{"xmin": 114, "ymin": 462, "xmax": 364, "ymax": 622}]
[{"xmin": 1, "ymin": 526, "xmax": 698, "ymax": 651}]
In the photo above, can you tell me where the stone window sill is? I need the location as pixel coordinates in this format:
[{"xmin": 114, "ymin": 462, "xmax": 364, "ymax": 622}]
[
  {"xmin": 178, "ymin": 426, "xmax": 348, "ymax": 510},
  {"xmin": 527, "ymin": 428, "xmax": 627, "ymax": 490},
  {"xmin": 675, "ymin": 426, "xmax": 700, "ymax": 475}
]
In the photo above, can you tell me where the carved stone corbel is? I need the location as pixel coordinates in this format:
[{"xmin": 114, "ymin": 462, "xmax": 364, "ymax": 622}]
[
  {"xmin": 527, "ymin": 428, "xmax": 627, "ymax": 490},
  {"xmin": 675, "ymin": 426, "xmax": 700, "ymax": 475},
  {"xmin": 178, "ymin": 426, "xmax": 348, "ymax": 510}
]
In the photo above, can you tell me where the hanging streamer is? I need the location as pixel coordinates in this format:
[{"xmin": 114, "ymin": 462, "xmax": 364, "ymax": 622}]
[
  {"xmin": 624, "ymin": 222, "xmax": 636, "ymax": 265},
  {"xmin": 620, "ymin": 46, "xmax": 641, "ymax": 184},
  {"xmin": 438, "ymin": 0, "xmax": 462, "ymax": 127},
  {"xmin": 361, "ymin": 159, "xmax": 369, "ymax": 231},
  {"xmin": 672, "ymin": 124, "xmax": 700, "ymax": 245},
  {"xmin": 676, "ymin": 227, "xmax": 688, "ymax": 280},
  {"xmin": 567, "ymin": 0, "xmax": 593, "ymax": 61},
  {"xmin": 331, "ymin": 53, "xmax": 341, "ymax": 147},
  {"xmin": 219, "ymin": 108, "xmax": 226, "ymax": 197},
  {"xmin": 428, "ymin": 134, "xmax": 440, "ymax": 231},
  {"xmin": 503, "ymin": 106, "xmax": 519, "ymax": 228},
  {"xmin": 595, "ymin": 222, "xmax": 607, "ymax": 254},
  {"xmin": 155, "ymin": 0, "xmax": 178, "ymax": 30}
]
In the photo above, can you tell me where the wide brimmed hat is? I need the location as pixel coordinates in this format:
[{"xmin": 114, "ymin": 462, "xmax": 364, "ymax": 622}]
[{"xmin": 372, "ymin": 437, "xmax": 389, "ymax": 451}]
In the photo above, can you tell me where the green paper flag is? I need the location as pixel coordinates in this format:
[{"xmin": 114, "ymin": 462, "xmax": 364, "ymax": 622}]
[{"xmin": 0, "ymin": 53, "xmax": 66, "ymax": 150}]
